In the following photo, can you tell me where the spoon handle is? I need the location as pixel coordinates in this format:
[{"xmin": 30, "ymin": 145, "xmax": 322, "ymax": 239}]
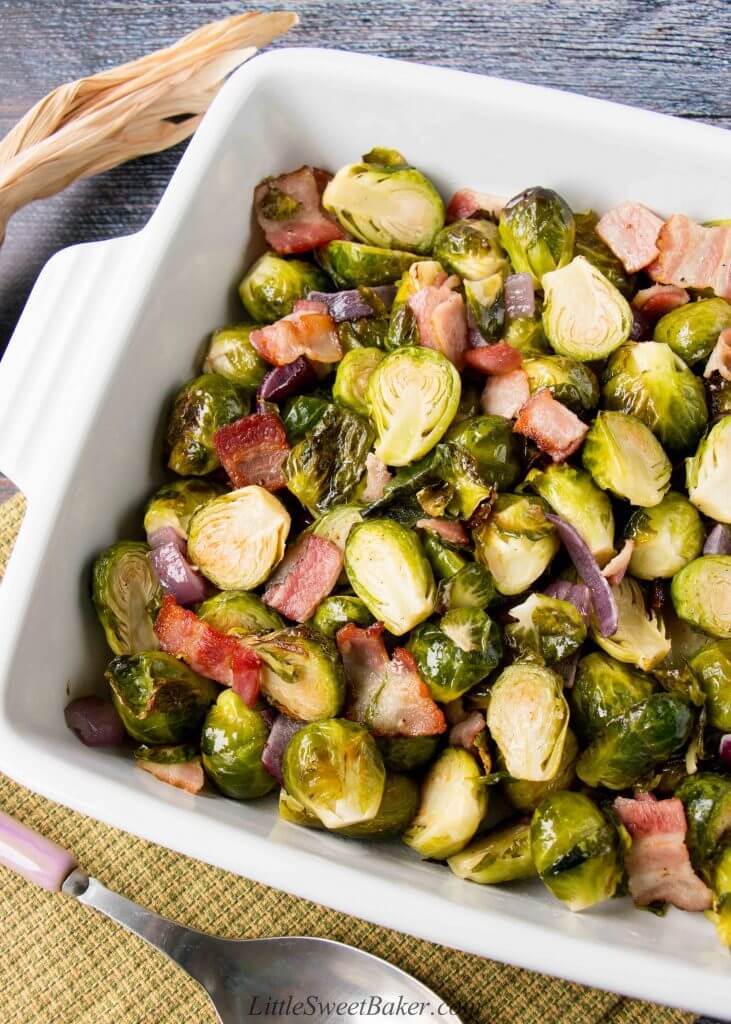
[{"xmin": 0, "ymin": 809, "xmax": 77, "ymax": 891}]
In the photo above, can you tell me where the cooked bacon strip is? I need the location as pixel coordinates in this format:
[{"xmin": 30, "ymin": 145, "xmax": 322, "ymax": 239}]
[
  {"xmin": 449, "ymin": 710, "xmax": 486, "ymax": 752},
  {"xmin": 254, "ymin": 166, "xmax": 345, "ymax": 255},
  {"xmin": 513, "ymin": 388, "xmax": 588, "ymax": 462},
  {"xmin": 408, "ymin": 279, "xmax": 468, "ymax": 368},
  {"xmin": 336, "ymin": 623, "xmax": 446, "ymax": 737},
  {"xmin": 250, "ymin": 309, "xmax": 342, "ymax": 366},
  {"xmin": 263, "ymin": 534, "xmax": 342, "ymax": 623},
  {"xmin": 214, "ymin": 412, "xmax": 290, "ymax": 491},
  {"xmin": 601, "ymin": 539, "xmax": 635, "ymax": 587},
  {"xmin": 446, "ymin": 188, "xmax": 506, "ymax": 222},
  {"xmin": 154, "ymin": 595, "xmax": 261, "ymax": 705},
  {"xmin": 613, "ymin": 795, "xmax": 713, "ymax": 911},
  {"xmin": 360, "ymin": 452, "xmax": 392, "ymax": 503},
  {"xmin": 416, "ymin": 518, "xmax": 469, "ymax": 547},
  {"xmin": 648, "ymin": 215, "xmax": 731, "ymax": 298},
  {"xmin": 137, "ymin": 757, "xmax": 205, "ymax": 794},
  {"xmin": 704, "ymin": 328, "xmax": 731, "ymax": 381},
  {"xmin": 596, "ymin": 202, "xmax": 664, "ymax": 273},
  {"xmin": 481, "ymin": 368, "xmax": 530, "ymax": 419},
  {"xmin": 465, "ymin": 342, "xmax": 522, "ymax": 376},
  {"xmin": 632, "ymin": 284, "xmax": 689, "ymax": 320}
]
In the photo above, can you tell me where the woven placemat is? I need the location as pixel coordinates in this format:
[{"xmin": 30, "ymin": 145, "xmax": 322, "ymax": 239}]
[{"xmin": 0, "ymin": 484, "xmax": 693, "ymax": 1024}]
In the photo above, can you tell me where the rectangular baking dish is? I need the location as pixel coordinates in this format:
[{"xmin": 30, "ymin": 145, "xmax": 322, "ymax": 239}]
[{"xmin": 0, "ymin": 49, "xmax": 729, "ymax": 1018}]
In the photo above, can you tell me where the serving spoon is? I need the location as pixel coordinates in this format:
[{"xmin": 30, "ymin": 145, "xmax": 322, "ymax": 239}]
[{"xmin": 0, "ymin": 809, "xmax": 461, "ymax": 1023}]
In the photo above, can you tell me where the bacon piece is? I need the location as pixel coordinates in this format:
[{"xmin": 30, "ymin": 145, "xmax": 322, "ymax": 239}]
[
  {"xmin": 336, "ymin": 623, "xmax": 446, "ymax": 737},
  {"xmin": 408, "ymin": 279, "xmax": 468, "ymax": 368},
  {"xmin": 449, "ymin": 710, "xmax": 486, "ymax": 752},
  {"xmin": 513, "ymin": 388, "xmax": 588, "ymax": 462},
  {"xmin": 254, "ymin": 166, "xmax": 345, "ymax": 255},
  {"xmin": 416, "ymin": 518, "xmax": 469, "ymax": 547},
  {"xmin": 704, "ymin": 328, "xmax": 731, "ymax": 381},
  {"xmin": 465, "ymin": 342, "xmax": 522, "ymax": 375},
  {"xmin": 601, "ymin": 539, "xmax": 635, "ymax": 587},
  {"xmin": 250, "ymin": 310, "xmax": 342, "ymax": 366},
  {"xmin": 596, "ymin": 202, "xmax": 664, "ymax": 273},
  {"xmin": 214, "ymin": 413, "xmax": 290, "ymax": 491},
  {"xmin": 137, "ymin": 757, "xmax": 205, "ymax": 794},
  {"xmin": 263, "ymin": 534, "xmax": 342, "ymax": 623},
  {"xmin": 613, "ymin": 795, "xmax": 713, "ymax": 911},
  {"xmin": 446, "ymin": 188, "xmax": 506, "ymax": 222},
  {"xmin": 632, "ymin": 284, "xmax": 689, "ymax": 321},
  {"xmin": 481, "ymin": 368, "xmax": 530, "ymax": 419},
  {"xmin": 154, "ymin": 595, "xmax": 261, "ymax": 705},
  {"xmin": 360, "ymin": 452, "xmax": 392, "ymax": 503},
  {"xmin": 648, "ymin": 215, "xmax": 731, "ymax": 298}
]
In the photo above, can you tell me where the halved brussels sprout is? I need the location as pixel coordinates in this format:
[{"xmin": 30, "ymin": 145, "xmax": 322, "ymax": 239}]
[
  {"xmin": 576, "ymin": 693, "xmax": 694, "ymax": 790},
  {"xmin": 278, "ymin": 788, "xmax": 322, "ymax": 829},
  {"xmin": 445, "ymin": 415, "xmax": 522, "ymax": 490},
  {"xmin": 421, "ymin": 534, "xmax": 468, "ymax": 580},
  {"xmin": 531, "ymin": 792, "xmax": 621, "ymax": 911},
  {"xmin": 582, "ymin": 411, "xmax": 671, "ymax": 508},
  {"xmin": 166, "ymin": 374, "xmax": 246, "ymax": 476},
  {"xmin": 323, "ymin": 157, "xmax": 444, "ymax": 254},
  {"xmin": 624, "ymin": 492, "xmax": 705, "ymax": 580},
  {"xmin": 504, "ymin": 593, "xmax": 587, "ymax": 665},
  {"xmin": 686, "ymin": 416, "xmax": 731, "ymax": 523},
  {"xmin": 308, "ymin": 505, "xmax": 364, "ymax": 553},
  {"xmin": 332, "ymin": 347, "xmax": 384, "ymax": 416},
  {"xmin": 407, "ymin": 608, "xmax": 502, "ymax": 703},
  {"xmin": 239, "ymin": 253, "xmax": 328, "ymax": 323},
  {"xmin": 591, "ymin": 576, "xmax": 670, "ymax": 671},
  {"xmin": 502, "ymin": 730, "xmax": 579, "ymax": 813},
  {"xmin": 318, "ymin": 241, "xmax": 421, "ymax": 289},
  {"xmin": 433, "ymin": 219, "xmax": 508, "ymax": 280},
  {"xmin": 92, "ymin": 541, "xmax": 162, "ymax": 656},
  {"xmin": 282, "ymin": 719, "xmax": 386, "ymax": 828},
  {"xmin": 568, "ymin": 652, "xmax": 656, "ymax": 743},
  {"xmin": 653, "ymin": 297, "xmax": 731, "ymax": 366},
  {"xmin": 671, "ymin": 556, "xmax": 731, "ymax": 639},
  {"xmin": 602, "ymin": 342, "xmax": 708, "ymax": 453},
  {"xmin": 503, "ymin": 315, "xmax": 551, "ymax": 356},
  {"xmin": 200, "ymin": 690, "xmax": 275, "ymax": 799},
  {"xmin": 337, "ymin": 773, "xmax": 420, "ymax": 839},
  {"xmin": 498, "ymin": 187, "xmax": 575, "ymax": 284},
  {"xmin": 143, "ymin": 479, "xmax": 224, "ymax": 545},
  {"xmin": 437, "ymin": 563, "xmax": 499, "ymax": 612},
  {"xmin": 523, "ymin": 464, "xmax": 615, "ymax": 567},
  {"xmin": 690, "ymin": 641, "xmax": 731, "ymax": 731},
  {"xmin": 464, "ymin": 274, "xmax": 505, "ymax": 344},
  {"xmin": 187, "ymin": 487, "xmax": 290, "ymax": 591},
  {"xmin": 202, "ymin": 324, "xmax": 268, "ymax": 389},
  {"xmin": 105, "ymin": 651, "xmax": 217, "ymax": 744},
  {"xmin": 197, "ymin": 591, "xmax": 283, "ymax": 635},
  {"xmin": 523, "ymin": 355, "xmax": 599, "ymax": 418},
  {"xmin": 472, "ymin": 494, "xmax": 559, "ymax": 596},
  {"xmin": 281, "ymin": 394, "xmax": 330, "ymax": 443},
  {"xmin": 676, "ymin": 773, "xmax": 731, "ymax": 873},
  {"xmin": 252, "ymin": 626, "xmax": 345, "ymax": 721},
  {"xmin": 311, "ymin": 595, "xmax": 374, "ymax": 638},
  {"xmin": 573, "ymin": 210, "xmax": 633, "ymax": 297},
  {"xmin": 367, "ymin": 347, "xmax": 461, "ymax": 466},
  {"xmin": 447, "ymin": 820, "xmax": 535, "ymax": 884},
  {"xmin": 402, "ymin": 748, "xmax": 487, "ymax": 860},
  {"xmin": 542, "ymin": 256, "xmax": 632, "ymax": 362},
  {"xmin": 344, "ymin": 519, "xmax": 436, "ymax": 636},
  {"xmin": 377, "ymin": 735, "xmax": 441, "ymax": 773},
  {"xmin": 487, "ymin": 664, "xmax": 569, "ymax": 782}
]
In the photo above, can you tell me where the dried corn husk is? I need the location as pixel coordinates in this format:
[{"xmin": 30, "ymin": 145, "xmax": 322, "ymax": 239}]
[{"xmin": 0, "ymin": 10, "xmax": 297, "ymax": 244}]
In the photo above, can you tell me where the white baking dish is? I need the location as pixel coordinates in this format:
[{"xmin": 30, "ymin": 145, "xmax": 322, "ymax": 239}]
[{"xmin": 0, "ymin": 48, "xmax": 729, "ymax": 1017}]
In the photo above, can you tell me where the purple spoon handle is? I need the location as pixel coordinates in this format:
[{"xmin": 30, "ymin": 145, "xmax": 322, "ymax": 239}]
[{"xmin": 0, "ymin": 808, "xmax": 77, "ymax": 891}]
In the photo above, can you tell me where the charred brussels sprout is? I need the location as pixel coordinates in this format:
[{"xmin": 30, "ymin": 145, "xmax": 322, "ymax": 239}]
[
  {"xmin": 105, "ymin": 651, "xmax": 217, "ymax": 744},
  {"xmin": 531, "ymin": 792, "xmax": 621, "ymax": 911},
  {"xmin": 624, "ymin": 492, "xmax": 704, "ymax": 580},
  {"xmin": 573, "ymin": 211, "xmax": 633, "ymax": 297},
  {"xmin": 201, "ymin": 690, "xmax": 275, "ymax": 799},
  {"xmin": 202, "ymin": 325, "xmax": 267, "ymax": 389},
  {"xmin": 543, "ymin": 256, "xmax": 632, "ymax": 362},
  {"xmin": 281, "ymin": 395, "xmax": 330, "ymax": 443},
  {"xmin": 591, "ymin": 576, "xmax": 670, "ymax": 671},
  {"xmin": 318, "ymin": 241, "xmax": 421, "ymax": 289},
  {"xmin": 407, "ymin": 608, "xmax": 502, "ymax": 703},
  {"xmin": 433, "ymin": 219, "xmax": 508, "ymax": 280},
  {"xmin": 282, "ymin": 719, "xmax": 386, "ymax": 828},
  {"xmin": 402, "ymin": 748, "xmax": 487, "ymax": 859},
  {"xmin": 445, "ymin": 415, "xmax": 522, "ymax": 490},
  {"xmin": 686, "ymin": 417, "xmax": 731, "ymax": 523},
  {"xmin": 524, "ymin": 464, "xmax": 614, "ymax": 566},
  {"xmin": 239, "ymin": 253, "xmax": 328, "ymax": 323},
  {"xmin": 582, "ymin": 411, "xmax": 671, "ymax": 508},
  {"xmin": 602, "ymin": 342, "xmax": 708, "ymax": 453},
  {"xmin": 311, "ymin": 595, "xmax": 374, "ymax": 638},
  {"xmin": 143, "ymin": 479, "xmax": 224, "ymax": 545},
  {"xmin": 332, "ymin": 347, "xmax": 384, "ymax": 416},
  {"xmin": 447, "ymin": 820, "xmax": 535, "ymax": 884},
  {"xmin": 187, "ymin": 487, "xmax": 290, "ymax": 591},
  {"xmin": 576, "ymin": 693, "xmax": 694, "ymax": 790},
  {"xmin": 166, "ymin": 374, "xmax": 246, "ymax": 476},
  {"xmin": 197, "ymin": 591, "xmax": 283, "ymax": 635},
  {"xmin": 653, "ymin": 297, "xmax": 731, "ymax": 366},
  {"xmin": 472, "ymin": 494, "xmax": 559, "ymax": 596},
  {"xmin": 377, "ymin": 735, "xmax": 440, "ymax": 773},
  {"xmin": 498, "ymin": 187, "xmax": 575, "ymax": 284},
  {"xmin": 568, "ymin": 652, "xmax": 656, "ymax": 743},
  {"xmin": 671, "ymin": 556, "xmax": 731, "ymax": 639},
  {"xmin": 504, "ymin": 593, "xmax": 587, "ymax": 665},
  {"xmin": 92, "ymin": 541, "xmax": 162, "ymax": 656},
  {"xmin": 437, "ymin": 563, "xmax": 499, "ymax": 613},
  {"xmin": 464, "ymin": 274, "xmax": 505, "ymax": 344},
  {"xmin": 337, "ymin": 773, "xmax": 419, "ymax": 838},
  {"xmin": 523, "ymin": 355, "xmax": 599, "ymax": 418},
  {"xmin": 252, "ymin": 626, "xmax": 345, "ymax": 722},
  {"xmin": 690, "ymin": 641, "xmax": 731, "ymax": 731},
  {"xmin": 502, "ymin": 731, "xmax": 579, "ymax": 813}
]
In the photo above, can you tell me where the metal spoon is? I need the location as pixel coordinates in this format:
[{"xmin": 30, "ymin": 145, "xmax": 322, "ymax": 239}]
[{"xmin": 0, "ymin": 809, "xmax": 461, "ymax": 1023}]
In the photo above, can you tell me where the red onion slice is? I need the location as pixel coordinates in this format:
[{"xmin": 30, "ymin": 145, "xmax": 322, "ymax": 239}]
[
  {"xmin": 720, "ymin": 734, "xmax": 731, "ymax": 767},
  {"xmin": 504, "ymin": 273, "xmax": 535, "ymax": 320},
  {"xmin": 147, "ymin": 526, "xmax": 187, "ymax": 554},
  {"xmin": 307, "ymin": 286, "xmax": 396, "ymax": 322},
  {"xmin": 449, "ymin": 711, "xmax": 486, "ymax": 754},
  {"xmin": 65, "ymin": 696, "xmax": 125, "ymax": 747},
  {"xmin": 543, "ymin": 580, "xmax": 592, "ymax": 623},
  {"xmin": 704, "ymin": 523, "xmax": 731, "ymax": 556},
  {"xmin": 257, "ymin": 356, "xmax": 317, "ymax": 403},
  {"xmin": 545, "ymin": 513, "xmax": 619, "ymax": 637},
  {"xmin": 556, "ymin": 651, "xmax": 580, "ymax": 689},
  {"xmin": 261, "ymin": 714, "xmax": 305, "ymax": 784},
  {"xmin": 149, "ymin": 543, "xmax": 207, "ymax": 605}
]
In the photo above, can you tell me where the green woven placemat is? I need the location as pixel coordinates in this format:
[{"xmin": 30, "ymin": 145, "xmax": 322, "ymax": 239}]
[{"xmin": 0, "ymin": 487, "xmax": 693, "ymax": 1024}]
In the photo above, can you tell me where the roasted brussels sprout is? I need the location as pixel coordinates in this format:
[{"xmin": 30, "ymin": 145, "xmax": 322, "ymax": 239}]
[
  {"xmin": 367, "ymin": 347, "xmax": 461, "ymax": 466},
  {"xmin": 282, "ymin": 719, "xmax": 386, "ymax": 828},
  {"xmin": 602, "ymin": 342, "xmax": 708, "ymax": 453},
  {"xmin": 573, "ymin": 211, "xmax": 633, "ymax": 297},
  {"xmin": 202, "ymin": 324, "xmax": 267, "ymax": 389},
  {"xmin": 105, "ymin": 651, "xmax": 217, "ymax": 744},
  {"xmin": 653, "ymin": 297, "xmax": 731, "ymax": 366},
  {"xmin": 590, "ymin": 576, "xmax": 670, "ymax": 671},
  {"xmin": 624, "ymin": 492, "xmax": 705, "ymax": 580},
  {"xmin": 323, "ymin": 156, "xmax": 444, "ymax": 254},
  {"xmin": 239, "ymin": 253, "xmax": 328, "ymax": 322},
  {"xmin": 433, "ymin": 219, "xmax": 508, "ymax": 280},
  {"xmin": 421, "ymin": 534, "xmax": 468, "ymax": 580},
  {"xmin": 345, "ymin": 519, "xmax": 436, "ymax": 636},
  {"xmin": 318, "ymin": 241, "xmax": 421, "ymax": 289},
  {"xmin": 523, "ymin": 355, "xmax": 599, "ymax": 418},
  {"xmin": 690, "ymin": 641, "xmax": 731, "ymax": 731},
  {"xmin": 576, "ymin": 693, "xmax": 694, "ymax": 790},
  {"xmin": 277, "ymin": 788, "xmax": 322, "ymax": 829},
  {"xmin": 502, "ymin": 730, "xmax": 579, "ymax": 813},
  {"xmin": 337, "ymin": 773, "xmax": 419, "ymax": 838},
  {"xmin": 308, "ymin": 505, "xmax": 364, "ymax": 552},
  {"xmin": 523, "ymin": 464, "xmax": 615, "ymax": 567},
  {"xmin": 337, "ymin": 315, "xmax": 390, "ymax": 352},
  {"xmin": 503, "ymin": 315, "xmax": 551, "ymax": 356},
  {"xmin": 197, "ymin": 590, "xmax": 283, "ymax": 635},
  {"xmin": 686, "ymin": 416, "xmax": 731, "ymax": 523},
  {"xmin": 542, "ymin": 256, "xmax": 632, "ymax": 362},
  {"xmin": 407, "ymin": 607, "xmax": 502, "ymax": 703},
  {"xmin": 582, "ymin": 411, "xmax": 672, "ymax": 507},
  {"xmin": 568, "ymin": 652, "xmax": 656, "ymax": 743},
  {"xmin": 384, "ymin": 260, "xmax": 451, "ymax": 350},
  {"xmin": 281, "ymin": 394, "xmax": 330, "ymax": 443},
  {"xmin": 676, "ymin": 773, "xmax": 731, "ymax": 874},
  {"xmin": 498, "ymin": 187, "xmax": 575, "ymax": 284},
  {"xmin": 530, "ymin": 792, "xmax": 621, "ymax": 911},
  {"xmin": 311, "ymin": 595, "xmax": 374, "ymax": 638},
  {"xmin": 437, "ymin": 563, "xmax": 499, "ymax": 612},
  {"xmin": 464, "ymin": 274, "xmax": 505, "ymax": 344},
  {"xmin": 671, "ymin": 556, "xmax": 731, "ymax": 639},
  {"xmin": 472, "ymin": 494, "xmax": 559, "ymax": 596},
  {"xmin": 332, "ymin": 347, "xmax": 384, "ymax": 417},
  {"xmin": 487, "ymin": 664, "xmax": 569, "ymax": 782},
  {"xmin": 402, "ymin": 748, "xmax": 487, "ymax": 859},
  {"xmin": 92, "ymin": 541, "xmax": 162, "ymax": 656},
  {"xmin": 252, "ymin": 626, "xmax": 345, "ymax": 721},
  {"xmin": 143, "ymin": 479, "xmax": 224, "ymax": 545},
  {"xmin": 445, "ymin": 415, "xmax": 522, "ymax": 490},
  {"xmin": 447, "ymin": 820, "xmax": 535, "ymax": 884},
  {"xmin": 504, "ymin": 593, "xmax": 587, "ymax": 665},
  {"xmin": 166, "ymin": 374, "xmax": 246, "ymax": 476},
  {"xmin": 200, "ymin": 690, "xmax": 275, "ymax": 799},
  {"xmin": 187, "ymin": 487, "xmax": 290, "ymax": 591},
  {"xmin": 377, "ymin": 735, "xmax": 441, "ymax": 773}
]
